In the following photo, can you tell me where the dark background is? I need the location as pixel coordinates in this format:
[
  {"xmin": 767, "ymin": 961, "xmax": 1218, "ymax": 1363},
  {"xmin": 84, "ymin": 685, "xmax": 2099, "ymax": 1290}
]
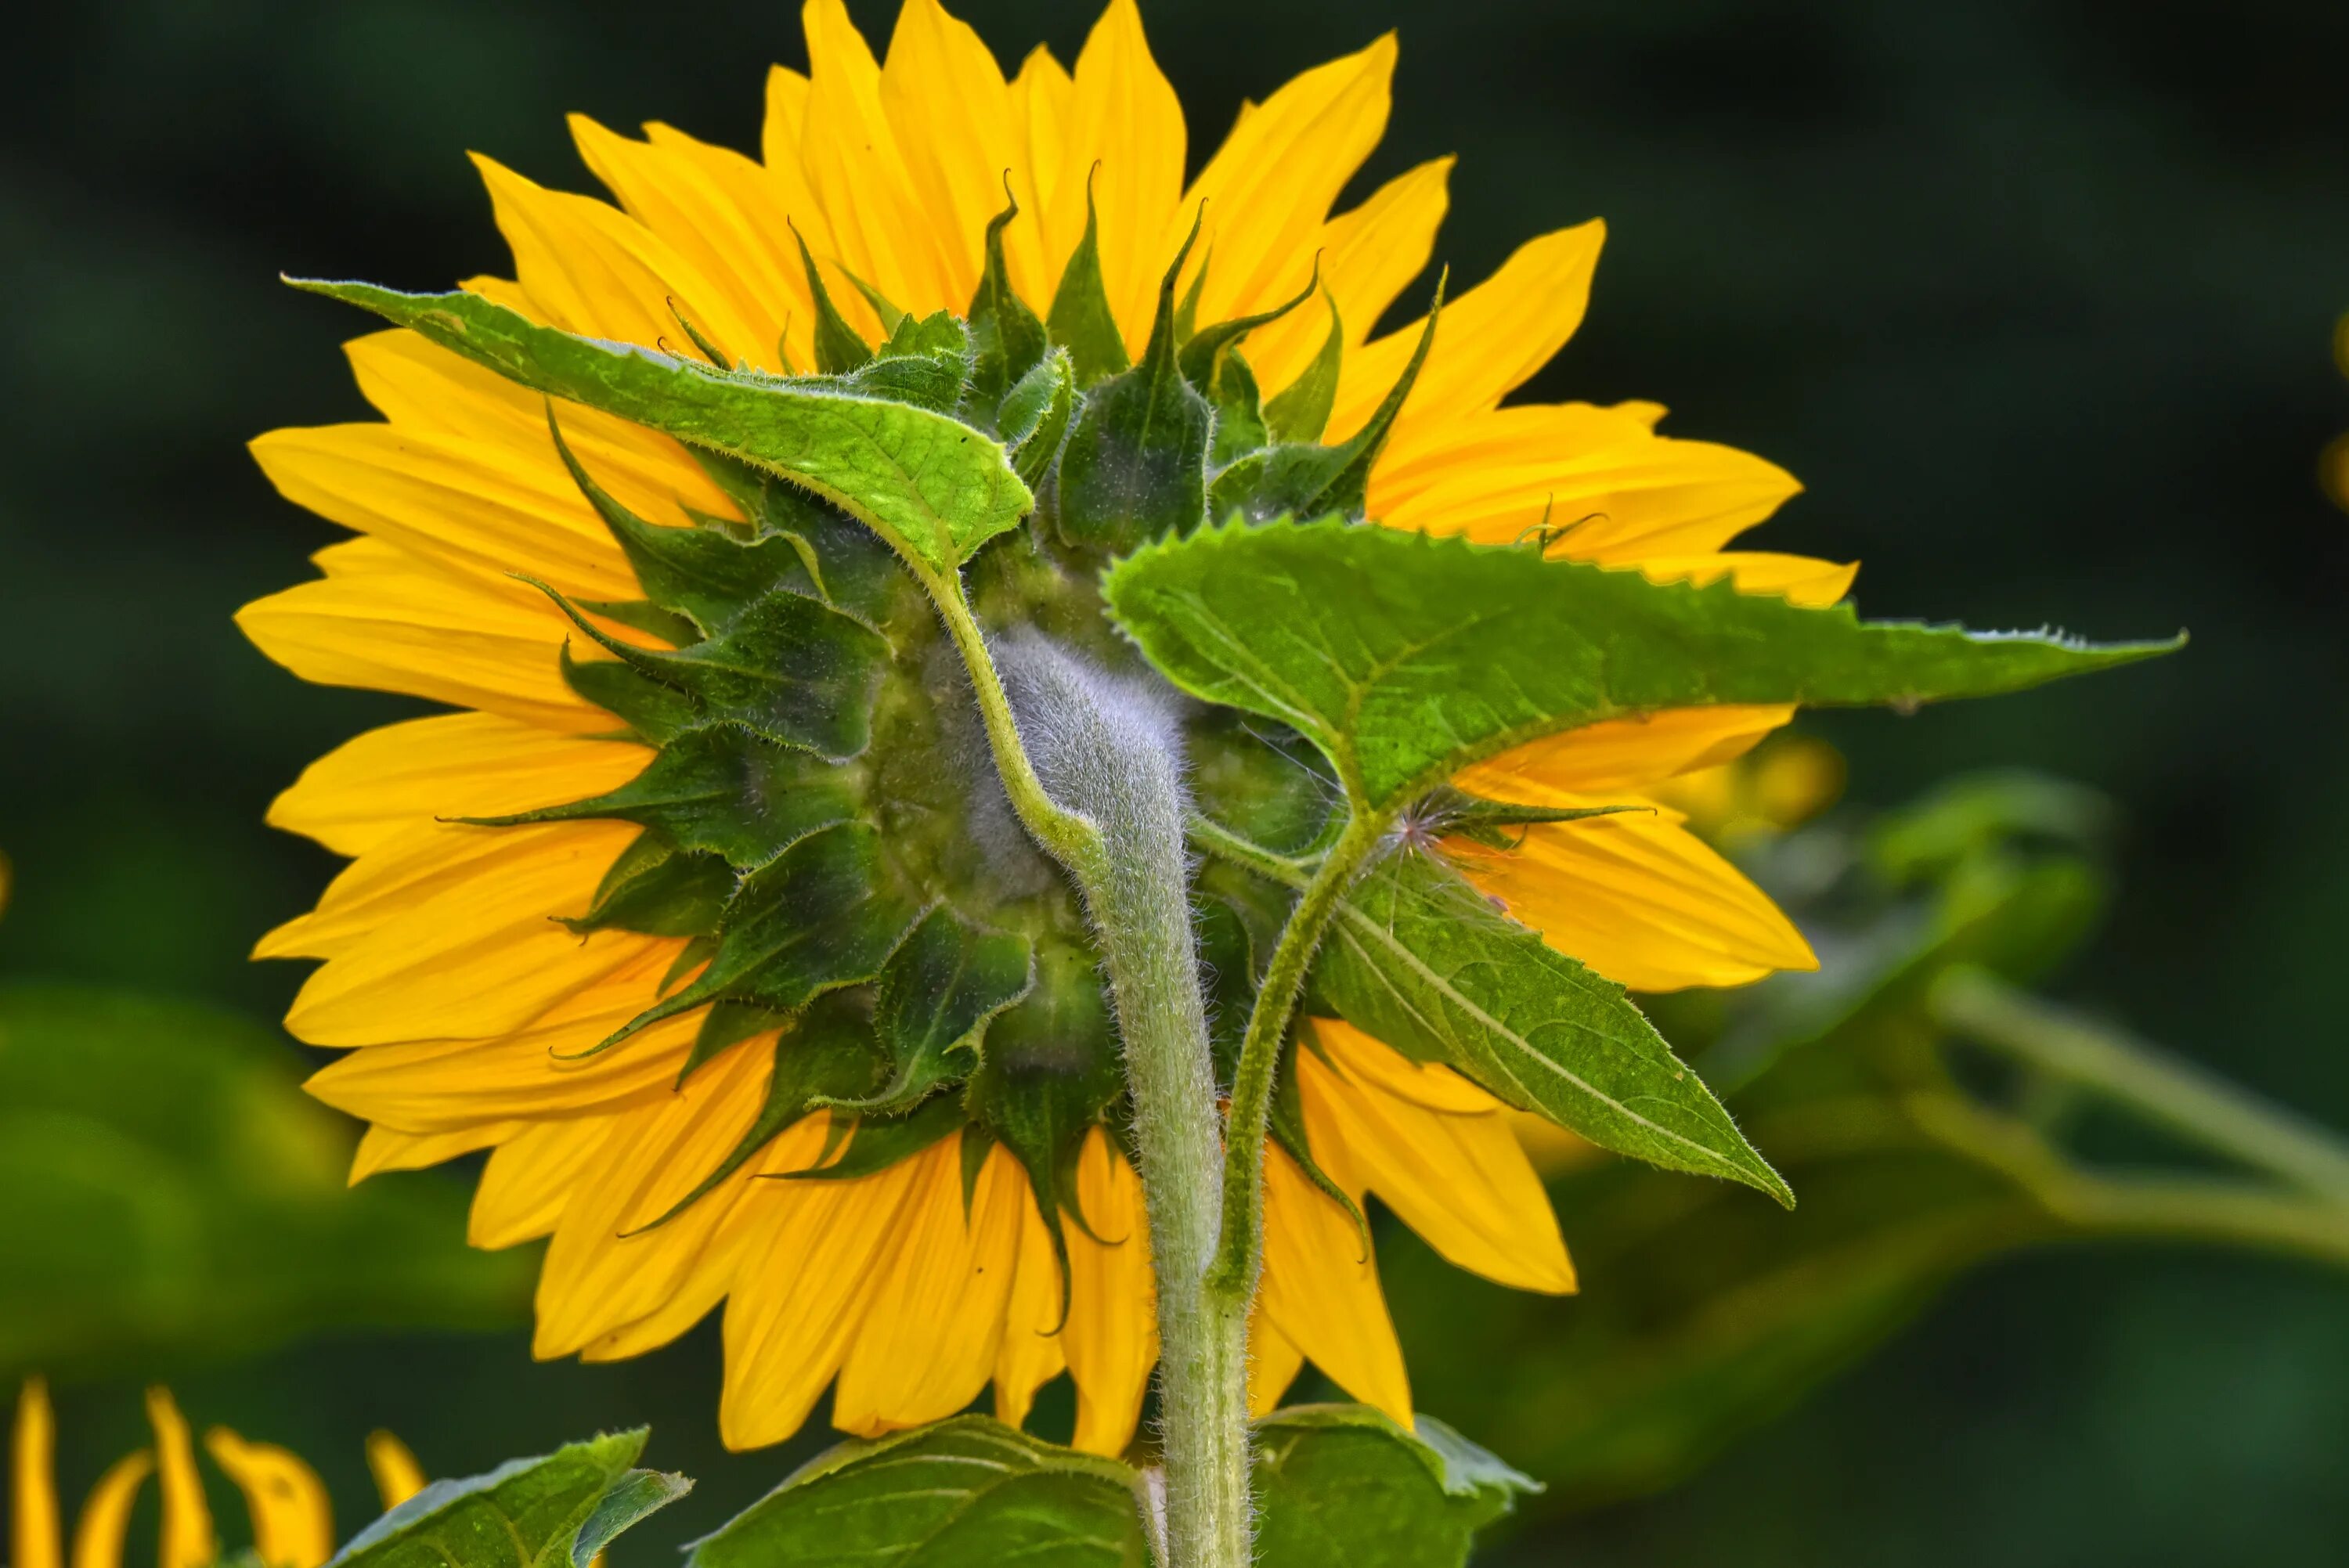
[{"xmin": 4, "ymin": 0, "xmax": 2345, "ymax": 1562}]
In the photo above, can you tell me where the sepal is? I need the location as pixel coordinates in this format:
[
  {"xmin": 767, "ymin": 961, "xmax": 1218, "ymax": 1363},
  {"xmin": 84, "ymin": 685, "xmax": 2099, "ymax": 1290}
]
[{"xmin": 1044, "ymin": 176, "xmax": 1131, "ymax": 387}]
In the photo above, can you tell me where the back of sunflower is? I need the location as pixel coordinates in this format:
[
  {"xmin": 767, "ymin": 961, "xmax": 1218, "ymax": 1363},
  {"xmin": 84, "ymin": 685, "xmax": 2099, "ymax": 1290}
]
[{"xmin": 207, "ymin": 2, "xmax": 2202, "ymax": 1564}]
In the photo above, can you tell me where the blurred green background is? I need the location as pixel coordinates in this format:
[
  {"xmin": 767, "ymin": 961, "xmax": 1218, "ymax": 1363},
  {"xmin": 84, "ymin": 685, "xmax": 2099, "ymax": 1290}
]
[{"xmin": 3, "ymin": 0, "xmax": 2345, "ymax": 1562}]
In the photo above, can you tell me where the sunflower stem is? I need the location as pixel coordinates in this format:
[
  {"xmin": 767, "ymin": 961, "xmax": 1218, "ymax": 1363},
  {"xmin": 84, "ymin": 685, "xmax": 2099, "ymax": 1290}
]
[
  {"xmin": 1207, "ymin": 809, "xmax": 1391, "ymax": 1298},
  {"xmin": 939, "ymin": 617, "xmax": 1249, "ymax": 1568}
]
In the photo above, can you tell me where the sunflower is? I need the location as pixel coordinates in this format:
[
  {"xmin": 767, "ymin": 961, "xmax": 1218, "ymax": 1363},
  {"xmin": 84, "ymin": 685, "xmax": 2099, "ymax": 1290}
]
[
  {"xmin": 9, "ymin": 1380, "xmax": 424, "ymax": 1568},
  {"xmin": 240, "ymin": 0, "xmax": 1841, "ymax": 1454}
]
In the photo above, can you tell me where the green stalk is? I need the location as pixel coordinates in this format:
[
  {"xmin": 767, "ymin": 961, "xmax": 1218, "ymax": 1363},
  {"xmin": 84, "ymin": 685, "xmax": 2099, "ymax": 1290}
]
[{"xmin": 919, "ymin": 575, "xmax": 1248, "ymax": 1568}]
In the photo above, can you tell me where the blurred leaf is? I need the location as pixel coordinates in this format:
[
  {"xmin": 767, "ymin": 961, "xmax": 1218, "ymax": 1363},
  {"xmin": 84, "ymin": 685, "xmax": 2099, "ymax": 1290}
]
[
  {"xmin": 0, "ymin": 981, "xmax": 528, "ymax": 1379},
  {"xmin": 686, "ymin": 1416, "xmax": 1147, "ymax": 1568},
  {"xmin": 1102, "ymin": 519, "xmax": 2180, "ymax": 814},
  {"xmin": 1252, "ymin": 1404, "xmax": 1537, "ymax": 1568},
  {"xmin": 330, "ymin": 1429, "xmax": 687, "ymax": 1568}
]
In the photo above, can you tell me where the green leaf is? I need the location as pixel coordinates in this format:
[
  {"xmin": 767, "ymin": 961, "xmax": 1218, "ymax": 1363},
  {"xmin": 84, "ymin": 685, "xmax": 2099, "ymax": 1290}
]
[
  {"xmin": 604, "ymin": 822, "xmax": 920, "ymax": 1049},
  {"xmin": 685, "ymin": 1416, "xmax": 1147, "ymax": 1568},
  {"xmin": 968, "ymin": 190, "xmax": 1048, "ymax": 413},
  {"xmin": 1262, "ymin": 291, "xmax": 1344, "ymax": 445},
  {"xmin": 1001, "ymin": 348, "xmax": 1077, "ymax": 491},
  {"xmin": 1313, "ymin": 850, "xmax": 1793, "ymax": 1204},
  {"xmin": 1055, "ymin": 220, "xmax": 1214, "ymax": 555},
  {"xmin": 290, "ymin": 280, "xmax": 1033, "ymax": 572},
  {"xmin": 550, "ymin": 415, "xmax": 819, "ymax": 639},
  {"xmin": 822, "ymin": 907, "xmax": 1033, "ymax": 1116},
  {"xmin": 558, "ymin": 832, "xmax": 733, "ymax": 938},
  {"xmin": 329, "ymin": 1429, "xmax": 687, "ymax": 1568},
  {"xmin": 1207, "ymin": 283, "xmax": 1438, "ymax": 524},
  {"xmin": 691, "ymin": 452, "xmax": 912, "ymax": 631},
  {"xmin": 536, "ymin": 578, "xmax": 891, "ymax": 762},
  {"xmin": 1106, "ymin": 519, "xmax": 2182, "ymax": 813},
  {"xmin": 0, "ymin": 982, "xmax": 528, "ymax": 1381},
  {"xmin": 792, "ymin": 229, "xmax": 873, "ymax": 374},
  {"xmin": 1045, "ymin": 183, "xmax": 1131, "ymax": 388},
  {"xmin": 474, "ymin": 726, "xmax": 860, "ymax": 871},
  {"xmin": 1252, "ymin": 1404, "xmax": 1535, "ymax": 1568}
]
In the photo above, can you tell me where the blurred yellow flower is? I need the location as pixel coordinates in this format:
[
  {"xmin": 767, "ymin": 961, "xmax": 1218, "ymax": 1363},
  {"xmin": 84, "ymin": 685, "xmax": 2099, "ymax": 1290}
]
[
  {"xmin": 9, "ymin": 1382, "xmax": 423, "ymax": 1568},
  {"xmin": 240, "ymin": 0, "xmax": 1841, "ymax": 1454}
]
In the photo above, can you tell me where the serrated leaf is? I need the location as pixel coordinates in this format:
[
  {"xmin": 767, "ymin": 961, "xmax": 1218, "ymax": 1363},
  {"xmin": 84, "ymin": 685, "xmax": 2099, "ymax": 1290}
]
[
  {"xmin": 685, "ymin": 1416, "xmax": 1146, "ymax": 1568},
  {"xmin": 291, "ymin": 280, "xmax": 1032, "ymax": 572},
  {"xmin": 1262, "ymin": 290, "xmax": 1344, "ymax": 445},
  {"xmin": 537, "ymin": 579, "xmax": 890, "ymax": 762},
  {"xmin": 1252, "ymin": 1404, "xmax": 1535, "ymax": 1568},
  {"xmin": 1055, "ymin": 221, "xmax": 1213, "ymax": 555},
  {"xmin": 968, "ymin": 192, "xmax": 1048, "ymax": 413},
  {"xmin": 1106, "ymin": 519, "xmax": 2182, "ymax": 813},
  {"xmin": 822, "ymin": 907, "xmax": 1032, "ymax": 1116},
  {"xmin": 602, "ymin": 823, "xmax": 919, "ymax": 1050},
  {"xmin": 1045, "ymin": 184, "xmax": 1131, "ymax": 388},
  {"xmin": 328, "ymin": 1430, "xmax": 687, "ymax": 1568},
  {"xmin": 1312, "ymin": 849, "xmax": 1792, "ymax": 1203},
  {"xmin": 477, "ymin": 726, "xmax": 859, "ymax": 871}
]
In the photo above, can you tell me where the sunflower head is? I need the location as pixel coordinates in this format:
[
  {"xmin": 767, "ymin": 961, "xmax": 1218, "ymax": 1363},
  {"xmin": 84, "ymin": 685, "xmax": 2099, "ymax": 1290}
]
[{"xmin": 241, "ymin": 0, "xmax": 2164, "ymax": 1458}]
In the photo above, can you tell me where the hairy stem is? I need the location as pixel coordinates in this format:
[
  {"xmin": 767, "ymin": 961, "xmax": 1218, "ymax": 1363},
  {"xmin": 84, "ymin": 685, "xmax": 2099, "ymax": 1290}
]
[
  {"xmin": 965, "ymin": 628, "xmax": 1248, "ymax": 1568},
  {"xmin": 1932, "ymin": 967, "xmax": 2349, "ymax": 1206},
  {"xmin": 1207, "ymin": 809, "xmax": 1389, "ymax": 1296}
]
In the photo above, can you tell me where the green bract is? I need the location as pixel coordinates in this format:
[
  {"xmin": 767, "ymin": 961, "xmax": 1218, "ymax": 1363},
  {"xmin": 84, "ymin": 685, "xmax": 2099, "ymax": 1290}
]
[{"xmin": 292, "ymin": 201, "xmax": 2175, "ymax": 1275}]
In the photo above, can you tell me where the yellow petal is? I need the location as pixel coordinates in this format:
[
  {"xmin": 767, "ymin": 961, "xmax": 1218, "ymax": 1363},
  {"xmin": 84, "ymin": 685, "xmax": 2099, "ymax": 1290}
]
[
  {"xmin": 265, "ymin": 712, "xmax": 648, "ymax": 859},
  {"xmin": 260, "ymin": 820, "xmax": 621, "ymax": 961},
  {"xmin": 350, "ymin": 1123, "xmax": 518, "ymax": 1184},
  {"xmin": 1010, "ymin": 47, "xmax": 1074, "ymax": 291},
  {"xmin": 797, "ymin": 0, "xmax": 957, "ymax": 320},
  {"xmin": 305, "ymin": 950, "xmax": 698, "ymax": 1133},
  {"xmin": 67, "ymin": 1452, "xmax": 152, "ymax": 1568},
  {"xmin": 468, "ymin": 1115, "xmax": 614, "ymax": 1249},
  {"xmin": 201, "ymin": 1429, "xmax": 332, "ymax": 1568},
  {"xmin": 1063, "ymin": 1129, "xmax": 1157, "ymax": 1457},
  {"xmin": 1250, "ymin": 156, "xmax": 1452, "ymax": 396},
  {"xmin": 1256, "ymin": 1146, "xmax": 1412, "ymax": 1425},
  {"xmin": 1303, "ymin": 1018, "xmax": 1497, "ymax": 1115},
  {"xmin": 1463, "ymin": 705, "xmax": 1793, "ymax": 798},
  {"xmin": 284, "ymin": 824, "xmax": 662, "ymax": 1047},
  {"xmin": 569, "ymin": 116, "xmax": 799, "ymax": 373},
  {"xmin": 532, "ymin": 1043, "xmax": 775, "ymax": 1358},
  {"xmin": 1446, "ymin": 791, "xmax": 1817, "ymax": 991},
  {"xmin": 1376, "ymin": 420, "xmax": 1802, "ymax": 561},
  {"xmin": 1301, "ymin": 1026, "xmax": 1574, "ymax": 1293},
  {"xmin": 13, "ymin": 1380, "xmax": 61, "ymax": 1568},
  {"xmin": 834, "ymin": 1141, "xmax": 1027, "ymax": 1436},
  {"xmin": 363, "ymin": 1432, "xmax": 426, "ymax": 1513},
  {"xmin": 761, "ymin": 64, "xmax": 811, "ymax": 168},
  {"xmin": 1333, "ymin": 222, "xmax": 1606, "ymax": 455},
  {"xmin": 1633, "ymin": 552, "xmax": 1856, "ymax": 608},
  {"xmin": 1245, "ymin": 1314, "xmax": 1306, "ymax": 1419},
  {"xmin": 581, "ymin": 1114, "xmax": 833, "ymax": 1364},
  {"xmin": 720, "ymin": 1155, "xmax": 929, "ymax": 1450},
  {"xmin": 473, "ymin": 153, "xmax": 763, "ymax": 362},
  {"xmin": 991, "ymin": 1185, "xmax": 1070, "ymax": 1431},
  {"xmin": 341, "ymin": 329, "xmax": 731, "ymax": 528},
  {"xmin": 234, "ymin": 541, "xmax": 609, "ymax": 734},
  {"xmin": 879, "ymin": 0, "xmax": 1041, "ymax": 306},
  {"xmin": 1059, "ymin": 0, "xmax": 1186, "ymax": 351},
  {"xmin": 144, "ymin": 1390, "xmax": 214, "ymax": 1568},
  {"xmin": 250, "ymin": 424, "xmax": 636, "ymax": 603},
  {"xmin": 1181, "ymin": 34, "xmax": 1396, "ymax": 332}
]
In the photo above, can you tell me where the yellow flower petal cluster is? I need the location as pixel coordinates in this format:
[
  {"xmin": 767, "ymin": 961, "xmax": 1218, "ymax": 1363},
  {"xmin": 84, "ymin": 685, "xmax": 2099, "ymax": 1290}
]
[
  {"xmin": 240, "ymin": 0, "xmax": 1846, "ymax": 1452},
  {"xmin": 10, "ymin": 1380, "xmax": 423, "ymax": 1568}
]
